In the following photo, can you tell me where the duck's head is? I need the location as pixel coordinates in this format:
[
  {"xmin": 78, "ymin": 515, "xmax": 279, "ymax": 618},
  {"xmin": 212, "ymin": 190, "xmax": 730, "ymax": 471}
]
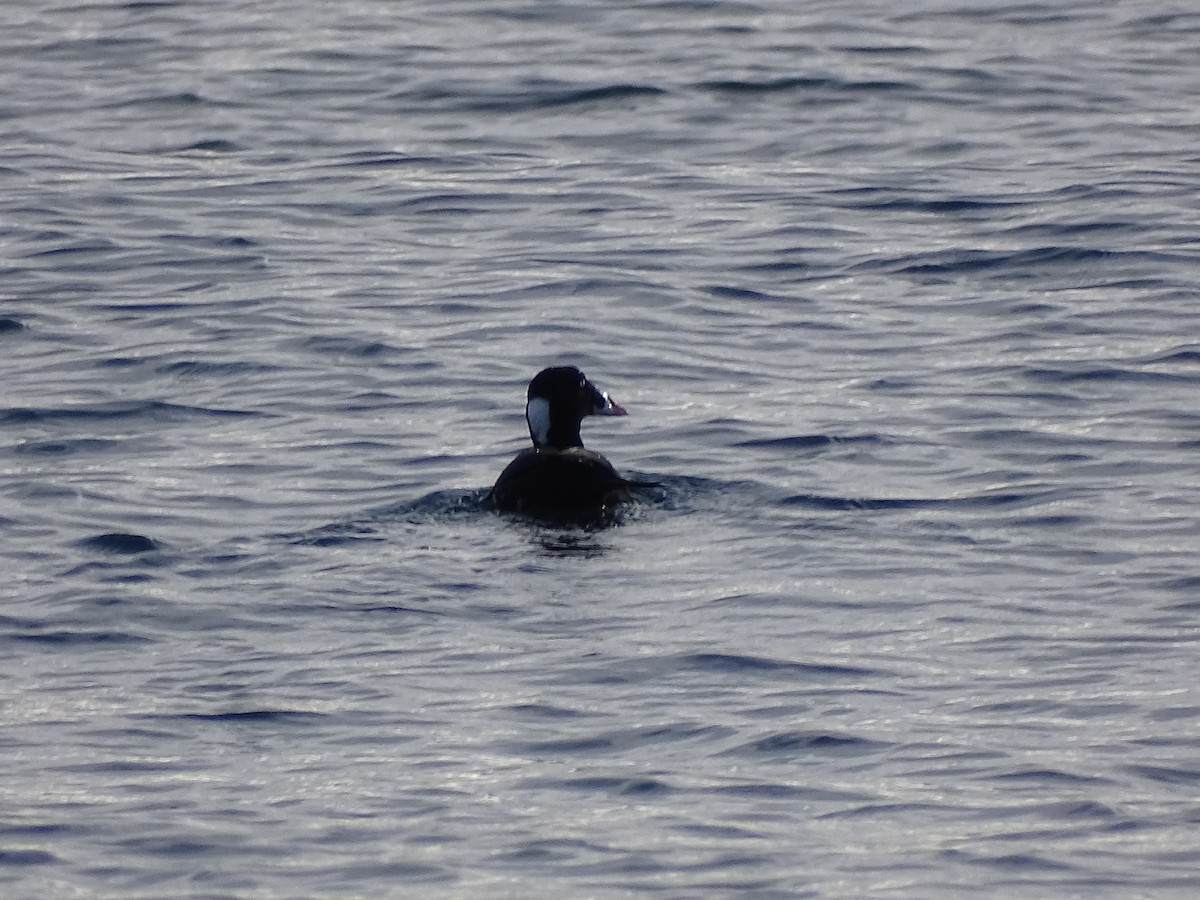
[{"xmin": 525, "ymin": 366, "xmax": 627, "ymax": 451}]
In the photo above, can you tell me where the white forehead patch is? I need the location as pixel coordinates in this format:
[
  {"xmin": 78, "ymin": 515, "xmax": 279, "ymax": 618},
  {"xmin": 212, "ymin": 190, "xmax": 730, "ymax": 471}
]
[{"xmin": 526, "ymin": 397, "xmax": 551, "ymax": 447}]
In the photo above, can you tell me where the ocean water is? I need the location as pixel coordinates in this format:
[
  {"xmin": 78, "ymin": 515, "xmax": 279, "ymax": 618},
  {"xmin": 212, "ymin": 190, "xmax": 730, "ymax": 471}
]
[{"xmin": 3, "ymin": 0, "xmax": 1200, "ymax": 896}]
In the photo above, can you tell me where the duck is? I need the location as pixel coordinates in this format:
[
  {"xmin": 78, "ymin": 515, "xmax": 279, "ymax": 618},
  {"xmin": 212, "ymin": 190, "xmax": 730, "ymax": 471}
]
[{"xmin": 490, "ymin": 366, "xmax": 632, "ymax": 515}]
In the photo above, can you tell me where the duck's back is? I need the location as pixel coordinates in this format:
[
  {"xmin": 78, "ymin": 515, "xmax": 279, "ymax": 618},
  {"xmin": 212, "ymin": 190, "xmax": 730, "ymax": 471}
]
[{"xmin": 490, "ymin": 447, "xmax": 631, "ymax": 513}]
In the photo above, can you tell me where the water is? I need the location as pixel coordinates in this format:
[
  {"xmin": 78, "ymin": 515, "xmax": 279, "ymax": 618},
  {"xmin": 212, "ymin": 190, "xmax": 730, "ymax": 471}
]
[{"xmin": 3, "ymin": 0, "xmax": 1200, "ymax": 895}]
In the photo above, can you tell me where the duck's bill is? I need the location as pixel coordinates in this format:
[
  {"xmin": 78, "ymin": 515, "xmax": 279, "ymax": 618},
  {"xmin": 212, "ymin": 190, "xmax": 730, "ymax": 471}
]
[{"xmin": 596, "ymin": 392, "xmax": 628, "ymax": 416}]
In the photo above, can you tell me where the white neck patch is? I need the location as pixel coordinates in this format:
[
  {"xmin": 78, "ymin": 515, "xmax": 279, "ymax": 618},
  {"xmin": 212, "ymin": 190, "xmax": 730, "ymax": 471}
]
[{"xmin": 526, "ymin": 397, "xmax": 551, "ymax": 447}]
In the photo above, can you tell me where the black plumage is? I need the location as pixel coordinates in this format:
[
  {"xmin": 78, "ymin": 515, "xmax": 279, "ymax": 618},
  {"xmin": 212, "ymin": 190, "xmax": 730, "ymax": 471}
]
[{"xmin": 490, "ymin": 366, "xmax": 630, "ymax": 515}]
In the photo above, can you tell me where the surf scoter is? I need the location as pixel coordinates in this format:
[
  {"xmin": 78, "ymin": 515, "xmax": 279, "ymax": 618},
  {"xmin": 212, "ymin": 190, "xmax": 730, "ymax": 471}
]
[{"xmin": 490, "ymin": 366, "xmax": 631, "ymax": 515}]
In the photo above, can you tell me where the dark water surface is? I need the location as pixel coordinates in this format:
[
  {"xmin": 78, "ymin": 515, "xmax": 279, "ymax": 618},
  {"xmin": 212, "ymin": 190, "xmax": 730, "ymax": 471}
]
[{"xmin": 4, "ymin": 1, "xmax": 1200, "ymax": 896}]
